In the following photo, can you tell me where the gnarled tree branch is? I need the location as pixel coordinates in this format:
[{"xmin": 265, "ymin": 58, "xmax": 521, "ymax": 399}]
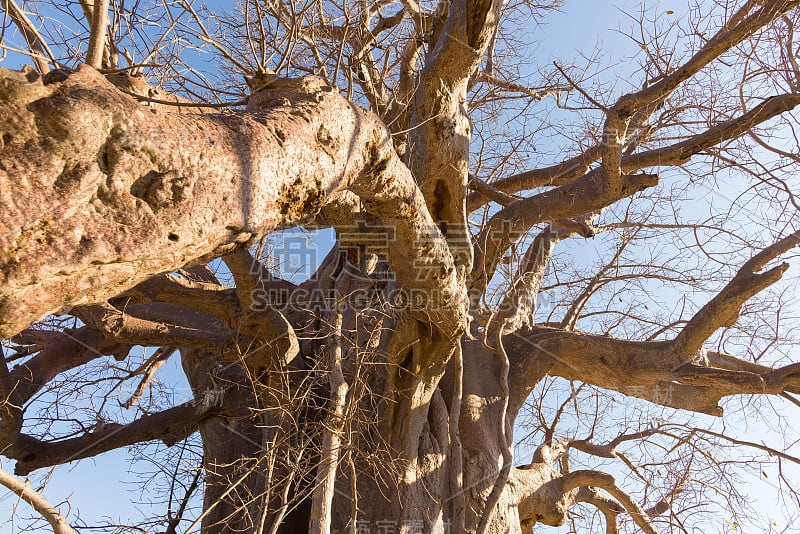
[{"xmin": 0, "ymin": 65, "xmax": 465, "ymax": 338}]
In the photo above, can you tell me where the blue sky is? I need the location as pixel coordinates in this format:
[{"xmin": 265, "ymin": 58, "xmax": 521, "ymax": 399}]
[{"xmin": 2, "ymin": 0, "xmax": 799, "ymax": 532}]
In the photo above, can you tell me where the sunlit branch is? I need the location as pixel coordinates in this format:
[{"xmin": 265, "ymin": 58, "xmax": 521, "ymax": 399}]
[
  {"xmin": 674, "ymin": 230, "xmax": 800, "ymax": 355},
  {"xmin": 470, "ymin": 170, "xmax": 658, "ymax": 299},
  {"xmin": 0, "ymin": 0, "xmax": 54, "ymax": 73},
  {"xmin": 0, "ymin": 468, "xmax": 76, "ymax": 534},
  {"xmin": 85, "ymin": 0, "xmax": 109, "ymax": 69},
  {"xmin": 560, "ymin": 470, "xmax": 657, "ymax": 534}
]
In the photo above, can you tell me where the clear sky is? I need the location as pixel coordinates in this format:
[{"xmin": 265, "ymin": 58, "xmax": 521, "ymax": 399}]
[{"xmin": 1, "ymin": 1, "xmax": 799, "ymax": 533}]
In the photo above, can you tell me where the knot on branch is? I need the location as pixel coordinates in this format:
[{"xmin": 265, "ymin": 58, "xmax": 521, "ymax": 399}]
[
  {"xmin": 130, "ymin": 170, "xmax": 193, "ymax": 210},
  {"xmin": 0, "ymin": 66, "xmax": 48, "ymax": 106},
  {"xmin": 246, "ymin": 72, "xmax": 336, "ymax": 110},
  {"xmin": 620, "ymin": 172, "xmax": 660, "ymax": 195}
]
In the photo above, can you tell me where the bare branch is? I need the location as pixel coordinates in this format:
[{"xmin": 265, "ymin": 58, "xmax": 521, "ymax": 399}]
[
  {"xmin": 468, "ymin": 174, "xmax": 519, "ymax": 207},
  {"xmin": 0, "ymin": 468, "xmax": 76, "ymax": 534},
  {"xmin": 505, "ymin": 323, "xmax": 800, "ymax": 416},
  {"xmin": 560, "ymin": 232, "xmax": 629, "ymax": 331},
  {"xmin": 8, "ymin": 326, "xmax": 130, "ymax": 406},
  {"xmin": 85, "ymin": 0, "xmax": 109, "ymax": 69},
  {"xmin": 0, "ymin": 345, "xmax": 22, "ymax": 450},
  {"xmin": 7, "ymin": 396, "xmax": 215, "ymax": 475},
  {"xmin": 567, "ymin": 427, "xmax": 662, "ymax": 459},
  {"xmin": 468, "ymin": 91, "xmax": 800, "ymax": 215},
  {"xmin": 673, "ymin": 230, "xmax": 800, "ymax": 355},
  {"xmin": 0, "ymin": 0, "xmax": 54, "ymax": 73},
  {"xmin": 622, "ymin": 93, "xmax": 800, "ymax": 171},
  {"xmin": 575, "ymin": 486, "xmax": 622, "ymax": 534},
  {"xmin": 466, "ymin": 145, "xmax": 603, "ymax": 213},
  {"xmin": 490, "ymin": 218, "xmax": 590, "ymax": 334},
  {"xmin": 561, "ymin": 470, "xmax": 657, "ymax": 534},
  {"xmin": 309, "ymin": 275, "xmax": 349, "ymax": 534},
  {"xmin": 474, "ymin": 71, "xmax": 567, "ymax": 101},
  {"xmin": 222, "ymin": 248, "xmax": 266, "ymax": 310},
  {"xmin": 600, "ymin": 0, "xmax": 799, "ymax": 196},
  {"xmin": 164, "ymin": 466, "xmax": 202, "ymax": 534},
  {"xmin": 122, "ymin": 346, "xmax": 176, "ymax": 409},
  {"xmin": 76, "ymin": 302, "xmax": 237, "ymax": 357},
  {"xmin": 471, "ymin": 171, "xmax": 658, "ymax": 298},
  {"xmin": 449, "ymin": 342, "xmax": 465, "ymax": 534}
]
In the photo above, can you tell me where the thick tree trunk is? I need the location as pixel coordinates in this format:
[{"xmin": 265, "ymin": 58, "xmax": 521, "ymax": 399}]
[
  {"xmin": 3, "ymin": 4, "xmax": 800, "ymax": 532},
  {"xmin": 174, "ymin": 310, "xmax": 561, "ymax": 534}
]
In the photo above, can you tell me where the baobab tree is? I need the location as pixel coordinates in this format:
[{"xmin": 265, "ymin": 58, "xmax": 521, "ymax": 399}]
[{"xmin": 0, "ymin": 0, "xmax": 799, "ymax": 532}]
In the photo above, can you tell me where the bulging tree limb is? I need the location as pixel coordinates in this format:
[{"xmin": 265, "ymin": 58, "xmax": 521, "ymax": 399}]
[
  {"xmin": 0, "ymin": 65, "xmax": 466, "ymax": 338},
  {"xmin": 497, "ymin": 233, "xmax": 800, "ymax": 417},
  {"xmin": 559, "ymin": 471, "xmax": 657, "ymax": 534},
  {"xmin": 346, "ymin": 147, "xmax": 468, "ymax": 336},
  {"xmin": 122, "ymin": 273, "xmax": 241, "ymax": 325},
  {"xmin": 505, "ymin": 328, "xmax": 800, "ymax": 416},
  {"xmin": 509, "ymin": 440, "xmax": 676, "ymax": 532},
  {"xmin": 406, "ymin": 0, "xmax": 506, "ymax": 281},
  {"xmin": 1, "ymin": 1, "xmax": 800, "ymax": 533}
]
